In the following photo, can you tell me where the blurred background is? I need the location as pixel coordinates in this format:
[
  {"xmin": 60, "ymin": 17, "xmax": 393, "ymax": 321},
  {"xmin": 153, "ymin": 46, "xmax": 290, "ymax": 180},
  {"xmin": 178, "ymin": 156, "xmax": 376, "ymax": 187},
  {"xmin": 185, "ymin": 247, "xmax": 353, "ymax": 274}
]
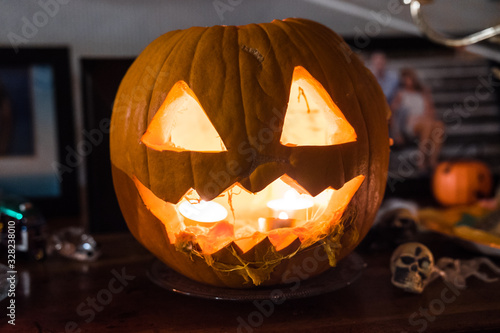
[{"xmin": 0, "ymin": 0, "xmax": 499, "ymax": 234}]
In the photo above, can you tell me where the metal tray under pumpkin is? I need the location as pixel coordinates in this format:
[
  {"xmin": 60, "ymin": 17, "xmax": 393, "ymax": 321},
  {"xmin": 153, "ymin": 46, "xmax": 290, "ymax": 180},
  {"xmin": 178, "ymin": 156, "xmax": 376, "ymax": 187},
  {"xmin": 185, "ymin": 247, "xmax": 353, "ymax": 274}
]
[{"xmin": 147, "ymin": 252, "xmax": 365, "ymax": 301}]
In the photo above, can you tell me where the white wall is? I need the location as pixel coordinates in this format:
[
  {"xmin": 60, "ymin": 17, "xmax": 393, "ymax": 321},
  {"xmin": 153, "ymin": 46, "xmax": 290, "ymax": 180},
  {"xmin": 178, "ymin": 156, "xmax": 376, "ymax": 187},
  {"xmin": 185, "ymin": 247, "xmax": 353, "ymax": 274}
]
[
  {"xmin": 0, "ymin": 0, "xmax": 409, "ymax": 57},
  {"xmin": 2, "ymin": 0, "xmax": 497, "ymax": 56}
]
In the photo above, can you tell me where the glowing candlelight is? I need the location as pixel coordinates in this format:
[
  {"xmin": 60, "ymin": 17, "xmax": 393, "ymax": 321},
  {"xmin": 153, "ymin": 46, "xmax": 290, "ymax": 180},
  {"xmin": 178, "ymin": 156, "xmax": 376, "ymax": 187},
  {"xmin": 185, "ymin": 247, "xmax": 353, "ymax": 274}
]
[
  {"xmin": 267, "ymin": 189, "xmax": 314, "ymax": 220},
  {"xmin": 257, "ymin": 206, "xmax": 302, "ymax": 232},
  {"xmin": 178, "ymin": 200, "xmax": 228, "ymax": 227},
  {"xmin": 279, "ymin": 212, "xmax": 289, "ymax": 219},
  {"xmin": 258, "ymin": 217, "xmax": 267, "ymax": 232},
  {"xmin": 258, "ymin": 215, "xmax": 294, "ymax": 231}
]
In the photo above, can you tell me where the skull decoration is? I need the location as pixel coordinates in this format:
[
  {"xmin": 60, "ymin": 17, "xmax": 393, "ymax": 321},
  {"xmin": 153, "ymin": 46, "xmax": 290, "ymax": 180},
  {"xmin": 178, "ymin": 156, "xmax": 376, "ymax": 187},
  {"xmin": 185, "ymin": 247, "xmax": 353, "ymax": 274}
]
[{"xmin": 390, "ymin": 242, "xmax": 434, "ymax": 293}]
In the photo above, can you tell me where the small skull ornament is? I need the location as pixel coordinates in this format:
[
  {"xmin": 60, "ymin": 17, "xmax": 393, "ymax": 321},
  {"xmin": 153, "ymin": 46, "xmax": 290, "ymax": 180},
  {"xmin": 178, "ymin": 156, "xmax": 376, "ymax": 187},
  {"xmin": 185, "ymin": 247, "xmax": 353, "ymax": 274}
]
[{"xmin": 390, "ymin": 242, "xmax": 434, "ymax": 293}]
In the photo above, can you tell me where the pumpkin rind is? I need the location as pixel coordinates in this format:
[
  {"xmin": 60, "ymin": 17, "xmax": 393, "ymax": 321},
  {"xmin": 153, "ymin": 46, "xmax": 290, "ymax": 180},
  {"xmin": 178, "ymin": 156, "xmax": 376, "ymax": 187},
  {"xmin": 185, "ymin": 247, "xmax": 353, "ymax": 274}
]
[{"xmin": 111, "ymin": 18, "xmax": 390, "ymax": 287}]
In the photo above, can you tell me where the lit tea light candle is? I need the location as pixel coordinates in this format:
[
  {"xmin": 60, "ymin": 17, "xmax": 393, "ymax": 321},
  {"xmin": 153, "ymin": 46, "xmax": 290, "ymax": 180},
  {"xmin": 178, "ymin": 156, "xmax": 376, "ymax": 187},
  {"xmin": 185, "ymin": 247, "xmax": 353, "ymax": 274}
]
[
  {"xmin": 258, "ymin": 217, "xmax": 267, "ymax": 232},
  {"xmin": 178, "ymin": 200, "xmax": 228, "ymax": 228},
  {"xmin": 274, "ymin": 212, "xmax": 294, "ymax": 228},
  {"xmin": 267, "ymin": 189, "xmax": 314, "ymax": 220},
  {"xmin": 278, "ymin": 212, "xmax": 289, "ymax": 219},
  {"xmin": 258, "ymin": 213, "xmax": 295, "ymax": 231}
]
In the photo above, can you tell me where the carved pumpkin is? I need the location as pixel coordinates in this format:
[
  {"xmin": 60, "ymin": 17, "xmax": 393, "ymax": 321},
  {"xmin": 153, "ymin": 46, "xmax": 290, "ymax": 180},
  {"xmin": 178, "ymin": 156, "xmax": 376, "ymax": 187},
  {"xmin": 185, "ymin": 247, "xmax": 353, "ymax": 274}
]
[
  {"xmin": 432, "ymin": 160, "xmax": 493, "ymax": 206},
  {"xmin": 110, "ymin": 18, "xmax": 390, "ymax": 288}
]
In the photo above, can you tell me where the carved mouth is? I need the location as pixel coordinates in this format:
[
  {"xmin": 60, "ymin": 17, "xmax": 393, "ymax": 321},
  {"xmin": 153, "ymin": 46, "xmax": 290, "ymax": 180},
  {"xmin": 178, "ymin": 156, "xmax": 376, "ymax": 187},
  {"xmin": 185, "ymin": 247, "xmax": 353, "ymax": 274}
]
[{"xmin": 134, "ymin": 174, "xmax": 364, "ymax": 254}]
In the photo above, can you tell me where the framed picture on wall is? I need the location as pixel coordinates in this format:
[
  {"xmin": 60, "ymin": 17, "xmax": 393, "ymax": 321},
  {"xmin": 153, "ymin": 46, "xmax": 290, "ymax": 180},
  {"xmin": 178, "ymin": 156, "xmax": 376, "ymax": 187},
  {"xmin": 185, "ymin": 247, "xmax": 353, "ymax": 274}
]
[{"xmin": 0, "ymin": 48, "xmax": 79, "ymax": 217}]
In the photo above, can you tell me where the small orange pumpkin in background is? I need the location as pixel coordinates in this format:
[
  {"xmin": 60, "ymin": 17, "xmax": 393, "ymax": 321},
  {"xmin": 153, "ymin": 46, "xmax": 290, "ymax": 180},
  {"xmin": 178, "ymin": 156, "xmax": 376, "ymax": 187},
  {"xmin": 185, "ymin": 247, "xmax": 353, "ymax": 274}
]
[
  {"xmin": 432, "ymin": 160, "xmax": 493, "ymax": 206},
  {"xmin": 110, "ymin": 18, "xmax": 390, "ymax": 288}
]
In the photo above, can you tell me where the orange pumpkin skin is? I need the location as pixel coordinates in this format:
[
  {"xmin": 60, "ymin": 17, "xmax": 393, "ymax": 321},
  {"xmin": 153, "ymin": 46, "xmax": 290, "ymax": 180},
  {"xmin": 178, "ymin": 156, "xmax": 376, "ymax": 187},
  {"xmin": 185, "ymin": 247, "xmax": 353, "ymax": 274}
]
[
  {"xmin": 110, "ymin": 18, "xmax": 390, "ymax": 288},
  {"xmin": 432, "ymin": 161, "xmax": 493, "ymax": 206}
]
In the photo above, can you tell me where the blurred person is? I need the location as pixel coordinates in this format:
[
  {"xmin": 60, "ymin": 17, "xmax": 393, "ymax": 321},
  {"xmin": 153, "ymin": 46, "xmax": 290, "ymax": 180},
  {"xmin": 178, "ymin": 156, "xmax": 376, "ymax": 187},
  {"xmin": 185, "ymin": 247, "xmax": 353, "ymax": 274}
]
[
  {"xmin": 391, "ymin": 68, "xmax": 445, "ymax": 173},
  {"xmin": 369, "ymin": 51, "xmax": 399, "ymax": 105}
]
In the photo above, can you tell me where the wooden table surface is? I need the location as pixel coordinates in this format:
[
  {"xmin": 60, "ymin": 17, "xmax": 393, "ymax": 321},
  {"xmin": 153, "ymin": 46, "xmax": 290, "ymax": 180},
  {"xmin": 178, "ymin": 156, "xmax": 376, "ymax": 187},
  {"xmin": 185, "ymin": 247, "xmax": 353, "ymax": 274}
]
[{"xmin": 3, "ymin": 231, "xmax": 500, "ymax": 333}]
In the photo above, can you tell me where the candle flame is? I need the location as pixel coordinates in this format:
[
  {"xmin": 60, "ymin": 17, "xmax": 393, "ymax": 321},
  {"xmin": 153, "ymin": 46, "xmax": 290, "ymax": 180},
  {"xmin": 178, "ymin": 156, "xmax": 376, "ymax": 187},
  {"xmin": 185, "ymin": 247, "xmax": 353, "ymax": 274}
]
[
  {"xmin": 267, "ymin": 189, "xmax": 314, "ymax": 211},
  {"xmin": 283, "ymin": 189, "xmax": 298, "ymax": 201}
]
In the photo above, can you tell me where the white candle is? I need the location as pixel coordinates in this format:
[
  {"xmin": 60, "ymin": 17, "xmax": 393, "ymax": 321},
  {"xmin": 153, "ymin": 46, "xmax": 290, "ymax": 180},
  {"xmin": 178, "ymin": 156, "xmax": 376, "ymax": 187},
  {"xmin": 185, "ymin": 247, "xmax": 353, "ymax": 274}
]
[
  {"xmin": 257, "ymin": 214, "xmax": 294, "ymax": 231},
  {"xmin": 178, "ymin": 200, "xmax": 228, "ymax": 227},
  {"xmin": 266, "ymin": 189, "xmax": 313, "ymax": 220},
  {"xmin": 258, "ymin": 217, "xmax": 267, "ymax": 232}
]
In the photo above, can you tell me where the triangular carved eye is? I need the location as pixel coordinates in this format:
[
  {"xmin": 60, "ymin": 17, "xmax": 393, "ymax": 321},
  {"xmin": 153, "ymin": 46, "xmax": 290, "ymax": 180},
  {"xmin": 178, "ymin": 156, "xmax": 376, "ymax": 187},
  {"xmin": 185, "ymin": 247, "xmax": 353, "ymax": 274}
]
[
  {"xmin": 141, "ymin": 81, "xmax": 227, "ymax": 152},
  {"xmin": 280, "ymin": 66, "xmax": 356, "ymax": 147}
]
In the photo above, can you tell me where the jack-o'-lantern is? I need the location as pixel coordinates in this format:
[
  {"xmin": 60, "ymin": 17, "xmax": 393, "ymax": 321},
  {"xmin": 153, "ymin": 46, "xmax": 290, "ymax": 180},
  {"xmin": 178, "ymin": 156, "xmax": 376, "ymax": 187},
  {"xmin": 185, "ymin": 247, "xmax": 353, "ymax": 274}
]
[
  {"xmin": 110, "ymin": 18, "xmax": 390, "ymax": 288},
  {"xmin": 432, "ymin": 160, "xmax": 492, "ymax": 206}
]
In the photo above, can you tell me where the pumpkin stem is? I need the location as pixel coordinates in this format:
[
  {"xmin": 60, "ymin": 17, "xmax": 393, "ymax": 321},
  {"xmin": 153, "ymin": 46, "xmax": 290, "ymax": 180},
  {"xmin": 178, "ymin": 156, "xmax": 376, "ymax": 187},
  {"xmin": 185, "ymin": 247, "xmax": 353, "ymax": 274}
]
[{"xmin": 298, "ymin": 87, "xmax": 311, "ymax": 113}]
